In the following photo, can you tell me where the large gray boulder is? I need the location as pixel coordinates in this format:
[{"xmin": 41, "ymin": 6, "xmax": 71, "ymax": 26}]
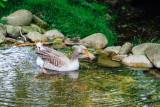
[
  {"xmin": 80, "ymin": 33, "xmax": 108, "ymax": 49},
  {"xmin": 5, "ymin": 25, "xmax": 21, "ymax": 38},
  {"xmin": 145, "ymin": 44, "xmax": 160, "ymax": 68},
  {"xmin": 44, "ymin": 30, "xmax": 65, "ymax": 39},
  {"xmin": 1, "ymin": 9, "xmax": 33, "ymax": 26},
  {"xmin": 0, "ymin": 23, "xmax": 7, "ymax": 36},
  {"xmin": 26, "ymin": 32, "xmax": 48, "ymax": 42},
  {"xmin": 119, "ymin": 42, "xmax": 133, "ymax": 55},
  {"xmin": 122, "ymin": 55, "xmax": 153, "ymax": 68},
  {"xmin": 132, "ymin": 43, "xmax": 158, "ymax": 55}
]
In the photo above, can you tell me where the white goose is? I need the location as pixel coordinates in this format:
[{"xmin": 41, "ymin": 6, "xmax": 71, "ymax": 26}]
[{"xmin": 35, "ymin": 42, "xmax": 89, "ymax": 73}]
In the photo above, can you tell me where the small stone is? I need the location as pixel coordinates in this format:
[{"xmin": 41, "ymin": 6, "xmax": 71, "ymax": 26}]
[
  {"xmin": 112, "ymin": 55, "xmax": 128, "ymax": 61},
  {"xmin": 26, "ymin": 32, "xmax": 48, "ymax": 42},
  {"xmin": 5, "ymin": 25, "xmax": 21, "ymax": 38},
  {"xmin": 22, "ymin": 26, "xmax": 41, "ymax": 34},
  {"xmin": 119, "ymin": 42, "xmax": 133, "ymax": 55},
  {"xmin": 44, "ymin": 30, "xmax": 65, "ymax": 39},
  {"xmin": 103, "ymin": 46, "xmax": 121, "ymax": 54}
]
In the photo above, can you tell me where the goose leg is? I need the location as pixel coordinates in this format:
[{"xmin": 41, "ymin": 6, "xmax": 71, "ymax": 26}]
[{"xmin": 40, "ymin": 66, "xmax": 47, "ymax": 74}]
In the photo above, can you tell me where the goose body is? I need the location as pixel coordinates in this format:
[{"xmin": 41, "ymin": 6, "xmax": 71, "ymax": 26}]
[{"xmin": 35, "ymin": 42, "xmax": 89, "ymax": 72}]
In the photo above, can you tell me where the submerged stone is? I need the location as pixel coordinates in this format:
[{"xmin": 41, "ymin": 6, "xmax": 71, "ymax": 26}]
[{"xmin": 97, "ymin": 54, "xmax": 121, "ymax": 67}]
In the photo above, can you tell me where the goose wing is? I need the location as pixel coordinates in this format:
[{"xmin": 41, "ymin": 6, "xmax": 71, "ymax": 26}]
[
  {"xmin": 35, "ymin": 48, "xmax": 69, "ymax": 68},
  {"xmin": 43, "ymin": 47, "xmax": 68, "ymax": 59}
]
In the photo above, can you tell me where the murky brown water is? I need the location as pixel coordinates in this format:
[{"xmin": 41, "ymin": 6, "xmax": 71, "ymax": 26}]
[{"xmin": 0, "ymin": 46, "xmax": 160, "ymax": 106}]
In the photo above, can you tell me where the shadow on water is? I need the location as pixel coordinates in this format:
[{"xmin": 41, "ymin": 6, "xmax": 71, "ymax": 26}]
[{"xmin": 0, "ymin": 46, "xmax": 160, "ymax": 106}]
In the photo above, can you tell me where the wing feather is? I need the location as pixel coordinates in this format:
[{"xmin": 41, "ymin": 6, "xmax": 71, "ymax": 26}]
[{"xmin": 35, "ymin": 48, "xmax": 69, "ymax": 68}]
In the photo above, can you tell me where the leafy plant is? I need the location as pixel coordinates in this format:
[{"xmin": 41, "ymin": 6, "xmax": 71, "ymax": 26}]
[{"xmin": 0, "ymin": 0, "xmax": 7, "ymax": 8}]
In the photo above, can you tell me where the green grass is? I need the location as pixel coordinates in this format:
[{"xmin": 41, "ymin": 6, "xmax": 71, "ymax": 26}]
[{"xmin": 0, "ymin": 0, "xmax": 117, "ymax": 46}]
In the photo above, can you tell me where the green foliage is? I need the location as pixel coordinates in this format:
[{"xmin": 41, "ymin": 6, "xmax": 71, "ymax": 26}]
[
  {"xmin": 0, "ymin": 0, "xmax": 7, "ymax": 8},
  {"xmin": 0, "ymin": 0, "xmax": 117, "ymax": 46}
]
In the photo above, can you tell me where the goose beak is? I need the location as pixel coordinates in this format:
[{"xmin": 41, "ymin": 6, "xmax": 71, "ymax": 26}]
[{"xmin": 85, "ymin": 50, "xmax": 89, "ymax": 56}]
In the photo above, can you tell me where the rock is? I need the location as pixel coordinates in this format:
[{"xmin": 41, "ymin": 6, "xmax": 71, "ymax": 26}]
[
  {"xmin": 64, "ymin": 38, "xmax": 73, "ymax": 44},
  {"xmin": 149, "ymin": 69, "xmax": 160, "ymax": 79},
  {"xmin": 103, "ymin": 46, "xmax": 121, "ymax": 54},
  {"xmin": 0, "ymin": 23, "xmax": 7, "ymax": 36},
  {"xmin": 88, "ymin": 48, "xmax": 100, "ymax": 55},
  {"xmin": 5, "ymin": 37, "xmax": 17, "ymax": 43},
  {"xmin": 26, "ymin": 32, "xmax": 48, "ymax": 42},
  {"xmin": 145, "ymin": 44, "xmax": 160, "ymax": 68},
  {"xmin": 80, "ymin": 33, "xmax": 108, "ymax": 49},
  {"xmin": 51, "ymin": 43, "xmax": 66, "ymax": 49},
  {"xmin": 112, "ymin": 55, "xmax": 127, "ymax": 61},
  {"xmin": 22, "ymin": 26, "xmax": 41, "ymax": 34},
  {"xmin": 79, "ymin": 51, "xmax": 96, "ymax": 61},
  {"xmin": 119, "ymin": 42, "xmax": 133, "ymax": 55},
  {"xmin": 5, "ymin": 25, "xmax": 21, "ymax": 38},
  {"xmin": 44, "ymin": 30, "xmax": 65, "ymax": 39},
  {"xmin": 122, "ymin": 55, "xmax": 153, "ymax": 68},
  {"xmin": 0, "ymin": 33, "xmax": 6, "ymax": 43},
  {"xmin": 1, "ymin": 9, "xmax": 33, "ymax": 26},
  {"xmin": 32, "ymin": 15, "xmax": 49, "ymax": 29},
  {"xmin": 132, "ymin": 43, "xmax": 158, "ymax": 55},
  {"xmin": 97, "ymin": 54, "xmax": 121, "ymax": 67}
]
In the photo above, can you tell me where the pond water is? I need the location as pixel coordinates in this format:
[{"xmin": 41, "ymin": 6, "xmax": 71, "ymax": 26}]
[{"xmin": 0, "ymin": 46, "xmax": 160, "ymax": 106}]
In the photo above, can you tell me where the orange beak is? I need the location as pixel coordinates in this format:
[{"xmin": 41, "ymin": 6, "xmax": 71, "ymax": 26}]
[{"xmin": 85, "ymin": 50, "xmax": 89, "ymax": 56}]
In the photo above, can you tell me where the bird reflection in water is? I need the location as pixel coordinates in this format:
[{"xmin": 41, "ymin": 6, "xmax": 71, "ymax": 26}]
[{"xmin": 36, "ymin": 69, "xmax": 83, "ymax": 91}]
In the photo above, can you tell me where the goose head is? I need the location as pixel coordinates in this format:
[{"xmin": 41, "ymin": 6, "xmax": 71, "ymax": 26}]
[
  {"xmin": 76, "ymin": 45, "xmax": 89, "ymax": 56},
  {"xmin": 36, "ymin": 42, "xmax": 44, "ymax": 50}
]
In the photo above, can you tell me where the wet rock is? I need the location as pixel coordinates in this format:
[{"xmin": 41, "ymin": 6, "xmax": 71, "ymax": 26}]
[
  {"xmin": 79, "ymin": 51, "xmax": 96, "ymax": 61},
  {"xmin": 0, "ymin": 34, "xmax": 6, "ymax": 43},
  {"xmin": 122, "ymin": 55, "xmax": 153, "ymax": 68},
  {"xmin": 26, "ymin": 32, "xmax": 48, "ymax": 42},
  {"xmin": 97, "ymin": 54, "xmax": 121, "ymax": 67},
  {"xmin": 32, "ymin": 15, "xmax": 49, "ymax": 29},
  {"xmin": 5, "ymin": 25, "xmax": 21, "ymax": 38},
  {"xmin": 112, "ymin": 54, "xmax": 127, "ymax": 61},
  {"xmin": 149, "ymin": 69, "xmax": 160, "ymax": 79},
  {"xmin": 132, "ymin": 43, "xmax": 158, "ymax": 55},
  {"xmin": 0, "ymin": 23, "xmax": 7, "ymax": 36},
  {"xmin": 119, "ymin": 42, "xmax": 133, "ymax": 55},
  {"xmin": 44, "ymin": 30, "xmax": 65, "ymax": 39},
  {"xmin": 22, "ymin": 26, "xmax": 41, "ymax": 34},
  {"xmin": 103, "ymin": 46, "xmax": 121, "ymax": 54},
  {"xmin": 5, "ymin": 37, "xmax": 17, "ymax": 43},
  {"xmin": 1, "ymin": 9, "xmax": 33, "ymax": 26},
  {"xmin": 145, "ymin": 44, "xmax": 160, "ymax": 68},
  {"xmin": 51, "ymin": 43, "xmax": 66, "ymax": 49},
  {"xmin": 80, "ymin": 33, "xmax": 108, "ymax": 49}
]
